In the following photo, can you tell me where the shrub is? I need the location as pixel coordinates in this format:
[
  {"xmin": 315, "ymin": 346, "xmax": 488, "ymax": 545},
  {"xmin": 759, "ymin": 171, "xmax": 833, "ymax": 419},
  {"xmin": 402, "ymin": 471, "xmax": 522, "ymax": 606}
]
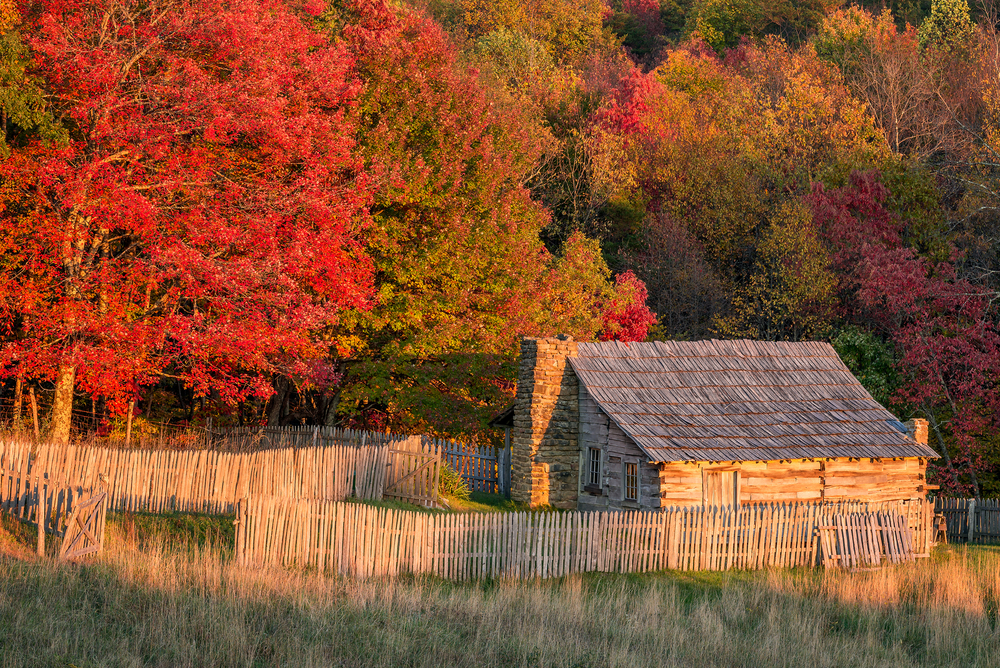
[{"xmin": 438, "ymin": 461, "xmax": 471, "ymax": 500}]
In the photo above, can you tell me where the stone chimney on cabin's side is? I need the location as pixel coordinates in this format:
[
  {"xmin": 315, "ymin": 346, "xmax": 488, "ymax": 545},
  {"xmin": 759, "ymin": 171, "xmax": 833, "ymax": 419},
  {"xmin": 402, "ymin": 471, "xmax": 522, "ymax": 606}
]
[
  {"xmin": 511, "ymin": 337, "xmax": 580, "ymax": 509},
  {"xmin": 905, "ymin": 418, "xmax": 929, "ymax": 446}
]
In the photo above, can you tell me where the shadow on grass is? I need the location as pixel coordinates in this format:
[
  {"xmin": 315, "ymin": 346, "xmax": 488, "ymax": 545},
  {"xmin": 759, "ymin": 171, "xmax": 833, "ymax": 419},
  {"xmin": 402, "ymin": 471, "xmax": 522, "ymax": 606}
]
[
  {"xmin": 4, "ymin": 513, "xmax": 1000, "ymax": 668},
  {"xmin": 108, "ymin": 510, "xmax": 236, "ymax": 550}
]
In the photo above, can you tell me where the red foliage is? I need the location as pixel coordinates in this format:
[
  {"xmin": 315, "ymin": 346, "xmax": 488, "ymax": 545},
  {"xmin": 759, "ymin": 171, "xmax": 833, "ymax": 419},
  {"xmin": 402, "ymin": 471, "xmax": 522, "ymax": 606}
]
[
  {"xmin": 809, "ymin": 172, "xmax": 1000, "ymax": 494},
  {"xmin": 599, "ymin": 271, "xmax": 656, "ymax": 342},
  {"xmin": 594, "ymin": 68, "xmax": 659, "ymax": 135},
  {"xmin": 0, "ymin": 0, "xmax": 374, "ymax": 410}
]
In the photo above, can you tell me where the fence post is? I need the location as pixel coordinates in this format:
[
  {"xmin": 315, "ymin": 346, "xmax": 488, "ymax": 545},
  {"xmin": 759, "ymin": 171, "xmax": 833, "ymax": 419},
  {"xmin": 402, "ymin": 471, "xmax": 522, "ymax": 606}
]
[
  {"xmin": 966, "ymin": 499, "xmax": 976, "ymax": 543},
  {"xmin": 125, "ymin": 400, "xmax": 135, "ymax": 447},
  {"xmin": 36, "ymin": 477, "xmax": 45, "ymax": 557},
  {"xmin": 501, "ymin": 429, "xmax": 511, "ymax": 499},
  {"xmin": 235, "ymin": 498, "xmax": 245, "ymax": 567}
]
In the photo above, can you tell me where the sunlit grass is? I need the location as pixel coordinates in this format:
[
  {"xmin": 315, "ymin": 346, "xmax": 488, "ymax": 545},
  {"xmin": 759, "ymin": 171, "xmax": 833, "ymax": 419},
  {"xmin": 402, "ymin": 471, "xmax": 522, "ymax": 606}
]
[{"xmin": 1, "ymin": 514, "xmax": 999, "ymax": 667}]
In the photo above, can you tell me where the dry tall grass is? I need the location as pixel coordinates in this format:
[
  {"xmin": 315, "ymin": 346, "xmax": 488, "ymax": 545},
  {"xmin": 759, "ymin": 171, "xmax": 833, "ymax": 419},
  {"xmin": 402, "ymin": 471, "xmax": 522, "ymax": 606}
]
[{"xmin": 1, "ymin": 513, "xmax": 999, "ymax": 668}]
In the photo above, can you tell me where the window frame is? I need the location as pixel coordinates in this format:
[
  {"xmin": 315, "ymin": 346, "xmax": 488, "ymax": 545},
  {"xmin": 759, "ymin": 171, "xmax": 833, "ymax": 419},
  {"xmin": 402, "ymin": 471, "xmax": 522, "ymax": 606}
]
[
  {"xmin": 587, "ymin": 447, "xmax": 601, "ymax": 488},
  {"xmin": 623, "ymin": 460, "xmax": 639, "ymax": 502}
]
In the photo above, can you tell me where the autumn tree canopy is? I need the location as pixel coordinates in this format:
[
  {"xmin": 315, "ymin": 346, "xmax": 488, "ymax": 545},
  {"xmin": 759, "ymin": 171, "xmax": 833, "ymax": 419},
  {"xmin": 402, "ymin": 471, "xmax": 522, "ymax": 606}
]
[
  {"xmin": 1, "ymin": 0, "xmax": 375, "ymax": 440},
  {"xmin": 10, "ymin": 0, "xmax": 1000, "ymax": 497}
]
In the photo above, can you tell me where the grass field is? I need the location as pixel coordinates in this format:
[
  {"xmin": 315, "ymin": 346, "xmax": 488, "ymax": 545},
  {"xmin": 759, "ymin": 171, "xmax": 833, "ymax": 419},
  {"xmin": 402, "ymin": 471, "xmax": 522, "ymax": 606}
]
[{"xmin": 1, "ymin": 511, "xmax": 999, "ymax": 668}]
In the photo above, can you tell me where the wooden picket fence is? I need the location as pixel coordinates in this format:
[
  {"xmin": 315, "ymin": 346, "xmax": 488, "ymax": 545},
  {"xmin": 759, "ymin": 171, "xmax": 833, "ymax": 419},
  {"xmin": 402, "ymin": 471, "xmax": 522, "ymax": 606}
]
[
  {"xmin": 235, "ymin": 498, "xmax": 933, "ymax": 579},
  {"xmin": 818, "ymin": 512, "xmax": 917, "ymax": 569},
  {"xmin": 934, "ymin": 497, "xmax": 1000, "ymax": 544},
  {"xmin": 224, "ymin": 425, "xmax": 510, "ymax": 497},
  {"xmin": 0, "ymin": 435, "xmax": 417, "ymax": 515},
  {"xmin": 441, "ymin": 441, "xmax": 509, "ymax": 495}
]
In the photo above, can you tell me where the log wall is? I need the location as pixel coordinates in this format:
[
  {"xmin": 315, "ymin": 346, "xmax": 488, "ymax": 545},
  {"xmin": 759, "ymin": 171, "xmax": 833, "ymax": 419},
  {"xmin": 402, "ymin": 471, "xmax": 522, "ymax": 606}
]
[{"xmin": 655, "ymin": 457, "xmax": 929, "ymax": 506}]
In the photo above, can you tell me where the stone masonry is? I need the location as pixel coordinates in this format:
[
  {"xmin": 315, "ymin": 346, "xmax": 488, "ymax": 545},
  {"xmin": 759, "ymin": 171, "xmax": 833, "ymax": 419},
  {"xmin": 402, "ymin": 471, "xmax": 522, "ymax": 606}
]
[
  {"xmin": 510, "ymin": 337, "xmax": 580, "ymax": 509},
  {"xmin": 905, "ymin": 418, "xmax": 929, "ymax": 446}
]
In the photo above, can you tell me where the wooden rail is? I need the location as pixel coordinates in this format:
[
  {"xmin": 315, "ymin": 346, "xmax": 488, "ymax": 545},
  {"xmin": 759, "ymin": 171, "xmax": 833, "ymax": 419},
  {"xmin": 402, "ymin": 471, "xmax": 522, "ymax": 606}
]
[{"xmin": 235, "ymin": 498, "xmax": 933, "ymax": 579}]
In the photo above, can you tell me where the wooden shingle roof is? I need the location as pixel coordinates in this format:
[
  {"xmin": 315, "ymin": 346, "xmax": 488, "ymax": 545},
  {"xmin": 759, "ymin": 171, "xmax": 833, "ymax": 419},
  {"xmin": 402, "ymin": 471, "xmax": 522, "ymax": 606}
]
[{"xmin": 568, "ymin": 340, "xmax": 938, "ymax": 462}]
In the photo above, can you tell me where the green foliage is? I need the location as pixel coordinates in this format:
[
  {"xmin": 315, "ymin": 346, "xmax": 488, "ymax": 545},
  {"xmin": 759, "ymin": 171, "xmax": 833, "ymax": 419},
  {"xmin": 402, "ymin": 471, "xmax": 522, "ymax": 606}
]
[
  {"xmin": 475, "ymin": 28, "xmax": 555, "ymax": 93},
  {"xmin": 832, "ymin": 326, "xmax": 903, "ymax": 411},
  {"xmin": 684, "ymin": 0, "xmax": 764, "ymax": 52},
  {"xmin": 660, "ymin": 0, "xmax": 693, "ymax": 35},
  {"xmin": 714, "ymin": 201, "xmax": 837, "ymax": 341},
  {"xmin": 878, "ymin": 162, "xmax": 952, "ymax": 261},
  {"xmin": 0, "ymin": 25, "xmax": 65, "ymax": 156},
  {"xmin": 917, "ymin": 0, "xmax": 974, "ymax": 54},
  {"xmin": 813, "ymin": 5, "xmax": 886, "ymax": 72},
  {"xmin": 449, "ymin": 0, "xmax": 612, "ymax": 65},
  {"xmin": 438, "ymin": 461, "xmax": 472, "ymax": 500}
]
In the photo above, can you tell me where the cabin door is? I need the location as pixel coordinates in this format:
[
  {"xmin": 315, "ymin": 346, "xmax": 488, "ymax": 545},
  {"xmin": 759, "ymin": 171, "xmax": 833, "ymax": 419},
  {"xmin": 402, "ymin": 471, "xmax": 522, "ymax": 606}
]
[{"xmin": 702, "ymin": 468, "xmax": 739, "ymax": 508}]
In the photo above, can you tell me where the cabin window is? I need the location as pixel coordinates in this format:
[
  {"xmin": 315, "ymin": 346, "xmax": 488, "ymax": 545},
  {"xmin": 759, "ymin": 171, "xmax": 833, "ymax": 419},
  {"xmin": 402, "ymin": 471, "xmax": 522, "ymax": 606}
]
[
  {"xmin": 624, "ymin": 462, "xmax": 638, "ymax": 501},
  {"xmin": 588, "ymin": 448, "xmax": 601, "ymax": 487},
  {"xmin": 703, "ymin": 469, "xmax": 738, "ymax": 507}
]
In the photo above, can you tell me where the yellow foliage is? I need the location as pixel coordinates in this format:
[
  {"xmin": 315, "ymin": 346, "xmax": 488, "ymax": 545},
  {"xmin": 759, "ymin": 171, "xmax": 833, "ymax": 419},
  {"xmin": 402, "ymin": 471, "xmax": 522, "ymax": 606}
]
[
  {"xmin": 0, "ymin": 0, "xmax": 16, "ymax": 34},
  {"xmin": 714, "ymin": 200, "xmax": 837, "ymax": 340}
]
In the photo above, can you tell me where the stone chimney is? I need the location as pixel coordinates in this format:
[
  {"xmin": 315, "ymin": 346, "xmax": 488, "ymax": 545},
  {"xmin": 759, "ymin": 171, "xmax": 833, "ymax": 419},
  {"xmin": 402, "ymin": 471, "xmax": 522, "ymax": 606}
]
[
  {"xmin": 511, "ymin": 337, "xmax": 580, "ymax": 509},
  {"xmin": 905, "ymin": 418, "xmax": 929, "ymax": 446}
]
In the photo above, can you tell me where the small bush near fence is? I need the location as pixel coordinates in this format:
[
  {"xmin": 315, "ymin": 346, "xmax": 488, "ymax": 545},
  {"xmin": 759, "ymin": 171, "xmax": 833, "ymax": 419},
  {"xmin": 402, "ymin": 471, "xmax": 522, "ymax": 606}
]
[{"xmin": 438, "ymin": 462, "xmax": 471, "ymax": 500}]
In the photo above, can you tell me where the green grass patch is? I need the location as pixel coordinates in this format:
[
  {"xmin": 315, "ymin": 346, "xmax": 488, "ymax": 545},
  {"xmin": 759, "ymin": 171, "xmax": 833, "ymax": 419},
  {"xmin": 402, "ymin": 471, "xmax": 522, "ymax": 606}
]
[
  {"xmin": 446, "ymin": 491, "xmax": 531, "ymax": 513},
  {"xmin": 107, "ymin": 510, "xmax": 235, "ymax": 549},
  {"xmin": 352, "ymin": 491, "xmax": 530, "ymax": 514}
]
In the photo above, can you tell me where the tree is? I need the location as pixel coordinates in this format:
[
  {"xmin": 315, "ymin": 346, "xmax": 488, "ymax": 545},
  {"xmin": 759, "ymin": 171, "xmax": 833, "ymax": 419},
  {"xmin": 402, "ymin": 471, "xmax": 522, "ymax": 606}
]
[
  {"xmin": 0, "ymin": 0, "xmax": 63, "ymax": 157},
  {"xmin": 326, "ymin": 1, "xmax": 650, "ymax": 442},
  {"xmin": 917, "ymin": 0, "xmax": 975, "ymax": 54},
  {"xmin": 809, "ymin": 171, "xmax": 1000, "ymax": 496},
  {"xmin": 0, "ymin": 0, "xmax": 374, "ymax": 441},
  {"xmin": 587, "ymin": 39, "xmax": 886, "ymax": 341},
  {"xmin": 598, "ymin": 269, "xmax": 657, "ymax": 341}
]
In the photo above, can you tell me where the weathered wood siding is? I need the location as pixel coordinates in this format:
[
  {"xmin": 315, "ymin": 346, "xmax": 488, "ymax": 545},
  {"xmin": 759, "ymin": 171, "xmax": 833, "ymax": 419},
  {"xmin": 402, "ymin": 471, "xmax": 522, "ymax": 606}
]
[
  {"xmin": 655, "ymin": 457, "xmax": 928, "ymax": 506},
  {"xmin": 578, "ymin": 387, "xmax": 660, "ymax": 512}
]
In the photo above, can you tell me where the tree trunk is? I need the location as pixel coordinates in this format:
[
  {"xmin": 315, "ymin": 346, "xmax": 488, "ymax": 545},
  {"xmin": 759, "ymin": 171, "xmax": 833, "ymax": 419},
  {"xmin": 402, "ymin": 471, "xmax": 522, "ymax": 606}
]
[
  {"xmin": 50, "ymin": 363, "xmax": 76, "ymax": 443},
  {"xmin": 12, "ymin": 372, "xmax": 22, "ymax": 431},
  {"xmin": 267, "ymin": 376, "xmax": 289, "ymax": 426}
]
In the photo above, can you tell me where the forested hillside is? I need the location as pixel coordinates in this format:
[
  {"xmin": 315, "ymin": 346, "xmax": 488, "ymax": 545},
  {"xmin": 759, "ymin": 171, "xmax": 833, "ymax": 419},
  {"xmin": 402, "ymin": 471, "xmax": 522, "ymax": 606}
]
[{"xmin": 2, "ymin": 0, "xmax": 1000, "ymax": 495}]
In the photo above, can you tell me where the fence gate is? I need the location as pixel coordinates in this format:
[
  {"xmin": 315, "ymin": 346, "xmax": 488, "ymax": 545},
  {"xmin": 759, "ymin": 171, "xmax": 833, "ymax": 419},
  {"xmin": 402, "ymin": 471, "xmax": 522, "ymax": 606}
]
[
  {"xmin": 59, "ymin": 484, "xmax": 108, "ymax": 561},
  {"xmin": 385, "ymin": 436, "xmax": 440, "ymax": 507}
]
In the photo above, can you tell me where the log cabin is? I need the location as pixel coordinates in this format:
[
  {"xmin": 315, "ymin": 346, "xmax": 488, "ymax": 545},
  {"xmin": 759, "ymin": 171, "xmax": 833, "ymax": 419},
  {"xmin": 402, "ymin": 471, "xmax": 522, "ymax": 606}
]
[{"xmin": 505, "ymin": 337, "xmax": 938, "ymax": 511}]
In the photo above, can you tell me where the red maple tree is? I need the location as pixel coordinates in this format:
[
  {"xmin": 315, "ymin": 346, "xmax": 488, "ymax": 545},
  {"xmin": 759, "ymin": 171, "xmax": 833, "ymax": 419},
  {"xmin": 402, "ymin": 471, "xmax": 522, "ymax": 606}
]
[
  {"xmin": 0, "ymin": 0, "xmax": 374, "ymax": 440},
  {"xmin": 810, "ymin": 172, "xmax": 1000, "ymax": 496}
]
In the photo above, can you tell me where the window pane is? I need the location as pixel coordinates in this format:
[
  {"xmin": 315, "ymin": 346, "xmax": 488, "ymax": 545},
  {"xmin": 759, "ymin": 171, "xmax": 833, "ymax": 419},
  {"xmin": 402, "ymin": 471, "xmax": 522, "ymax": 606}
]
[
  {"xmin": 624, "ymin": 462, "xmax": 638, "ymax": 501},
  {"xmin": 589, "ymin": 448, "xmax": 600, "ymax": 486}
]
